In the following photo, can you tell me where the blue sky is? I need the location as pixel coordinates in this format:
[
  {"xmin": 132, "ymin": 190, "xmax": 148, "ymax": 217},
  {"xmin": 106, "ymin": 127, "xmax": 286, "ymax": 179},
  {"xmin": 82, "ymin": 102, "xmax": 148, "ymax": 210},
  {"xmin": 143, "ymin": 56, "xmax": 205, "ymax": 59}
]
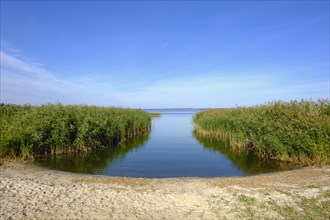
[{"xmin": 1, "ymin": 1, "xmax": 329, "ymax": 108}]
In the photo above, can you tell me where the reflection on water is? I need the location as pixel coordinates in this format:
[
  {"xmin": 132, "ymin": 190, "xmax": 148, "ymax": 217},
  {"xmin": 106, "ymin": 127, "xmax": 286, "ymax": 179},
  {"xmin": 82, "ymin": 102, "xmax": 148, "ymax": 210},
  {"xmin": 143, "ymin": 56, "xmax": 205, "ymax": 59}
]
[
  {"xmin": 35, "ymin": 135, "xmax": 149, "ymax": 174},
  {"xmin": 193, "ymin": 132, "xmax": 292, "ymax": 175},
  {"xmin": 35, "ymin": 110, "xmax": 292, "ymax": 177}
]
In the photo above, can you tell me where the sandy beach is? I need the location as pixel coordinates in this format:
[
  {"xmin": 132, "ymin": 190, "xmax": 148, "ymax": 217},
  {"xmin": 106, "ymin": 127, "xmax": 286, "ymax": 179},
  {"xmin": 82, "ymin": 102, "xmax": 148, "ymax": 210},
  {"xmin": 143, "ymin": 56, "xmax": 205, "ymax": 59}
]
[{"xmin": 0, "ymin": 161, "xmax": 329, "ymax": 219}]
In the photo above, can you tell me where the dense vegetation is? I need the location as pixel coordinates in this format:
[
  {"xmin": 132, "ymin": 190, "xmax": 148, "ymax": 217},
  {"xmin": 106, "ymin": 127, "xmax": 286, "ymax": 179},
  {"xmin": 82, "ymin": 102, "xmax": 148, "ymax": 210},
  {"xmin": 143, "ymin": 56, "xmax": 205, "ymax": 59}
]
[
  {"xmin": 193, "ymin": 100, "xmax": 330, "ymax": 165},
  {"xmin": 0, "ymin": 104, "xmax": 151, "ymax": 159}
]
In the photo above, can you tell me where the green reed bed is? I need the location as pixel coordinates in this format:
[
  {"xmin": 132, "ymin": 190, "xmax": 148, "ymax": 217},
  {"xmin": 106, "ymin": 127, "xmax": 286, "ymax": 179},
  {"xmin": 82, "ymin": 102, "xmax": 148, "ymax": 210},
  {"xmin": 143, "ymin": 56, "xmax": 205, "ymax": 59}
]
[
  {"xmin": 0, "ymin": 104, "xmax": 151, "ymax": 159},
  {"xmin": 148, "ymin": 112, "xmax": 161, "ymax": 118},
  {"xmin": 193, "ymin": 100, "xmax": 330, "ymax": 165}
]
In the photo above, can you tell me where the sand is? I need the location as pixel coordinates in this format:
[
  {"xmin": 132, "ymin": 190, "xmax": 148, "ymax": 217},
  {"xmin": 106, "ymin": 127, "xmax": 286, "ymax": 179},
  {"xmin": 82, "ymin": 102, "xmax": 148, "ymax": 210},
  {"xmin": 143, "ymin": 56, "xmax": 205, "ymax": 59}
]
[{"xmin": 0, "ymin": 162, "xmax": 329, "ymax": 219}]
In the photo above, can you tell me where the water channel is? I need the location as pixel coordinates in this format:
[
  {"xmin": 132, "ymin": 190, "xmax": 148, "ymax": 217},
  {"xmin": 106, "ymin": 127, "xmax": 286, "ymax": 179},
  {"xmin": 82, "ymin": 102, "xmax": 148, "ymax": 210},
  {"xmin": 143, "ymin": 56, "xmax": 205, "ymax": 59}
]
[{"xmin": 35, "ymin": 109, "xmax": 289, "ymax": 177}]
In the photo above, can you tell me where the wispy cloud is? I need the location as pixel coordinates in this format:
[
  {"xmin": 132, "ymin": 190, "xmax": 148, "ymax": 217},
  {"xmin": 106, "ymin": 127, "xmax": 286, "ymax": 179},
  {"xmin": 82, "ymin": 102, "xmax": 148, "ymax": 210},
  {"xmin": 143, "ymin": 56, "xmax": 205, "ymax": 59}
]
[
  {"xmin": 1, "ymin": 51, "xmax": 56, "ymax": 80},
  {"xmin": 1, "ymin": 48, "xmax": 328, "ymax": 108},
  {"xmin": 0, "ymin": 50, "xmax": 121, "ymax": 106},
  {"xmin": 113, "ymin": 71, "xmax": 329, "ymax": 108}
]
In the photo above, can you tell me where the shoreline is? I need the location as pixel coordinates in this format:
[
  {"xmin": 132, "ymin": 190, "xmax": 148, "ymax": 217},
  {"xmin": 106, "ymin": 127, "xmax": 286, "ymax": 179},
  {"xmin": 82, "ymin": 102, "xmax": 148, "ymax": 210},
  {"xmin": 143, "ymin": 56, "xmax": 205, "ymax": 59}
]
[{"xmin": 1, "ymin": 162, "xmax": 329, "ymax": 219}]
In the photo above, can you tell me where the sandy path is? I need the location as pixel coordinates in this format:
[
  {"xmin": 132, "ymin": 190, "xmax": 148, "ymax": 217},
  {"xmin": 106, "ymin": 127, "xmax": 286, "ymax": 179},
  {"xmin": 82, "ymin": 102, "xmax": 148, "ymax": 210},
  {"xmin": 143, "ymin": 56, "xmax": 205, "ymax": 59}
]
[{"xmin": 0, "ymin": 162, "xmax": 329, "ymax": 219}]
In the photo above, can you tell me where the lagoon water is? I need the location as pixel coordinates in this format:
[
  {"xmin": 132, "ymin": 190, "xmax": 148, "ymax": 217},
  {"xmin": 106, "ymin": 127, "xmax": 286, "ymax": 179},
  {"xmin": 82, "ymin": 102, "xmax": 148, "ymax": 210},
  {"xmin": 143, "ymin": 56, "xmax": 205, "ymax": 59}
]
[{"xmin": 35, "ymin": 109, "xmax": 288, "ymax": 178}]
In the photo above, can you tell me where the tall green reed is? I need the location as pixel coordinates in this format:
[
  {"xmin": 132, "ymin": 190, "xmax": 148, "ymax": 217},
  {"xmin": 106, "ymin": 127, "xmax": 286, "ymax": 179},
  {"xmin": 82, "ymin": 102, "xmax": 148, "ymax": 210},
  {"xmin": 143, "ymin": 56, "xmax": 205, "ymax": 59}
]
[
  {"xmin": 193, "ymin": 100, "xmax": 330, "ymax": 165},
  {"xmin": 0, "ymin": 104, "xmax": 151, "ymax": 159}
]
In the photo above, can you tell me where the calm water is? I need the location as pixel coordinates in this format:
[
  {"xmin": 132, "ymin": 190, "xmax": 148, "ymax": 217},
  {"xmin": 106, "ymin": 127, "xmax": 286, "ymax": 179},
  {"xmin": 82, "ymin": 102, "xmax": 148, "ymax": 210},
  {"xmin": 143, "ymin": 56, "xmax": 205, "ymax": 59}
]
[{"xmin": 35, "ymin": 109, "xmax": 290, "ymax": 177}]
